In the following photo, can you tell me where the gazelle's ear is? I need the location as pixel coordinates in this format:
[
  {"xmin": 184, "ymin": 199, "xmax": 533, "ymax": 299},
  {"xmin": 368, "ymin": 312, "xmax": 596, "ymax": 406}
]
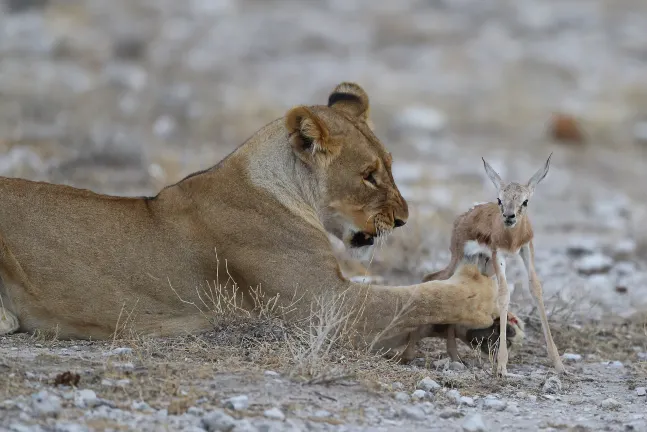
[
  {"xmin": 527, "ymin": 153, "xmax": 552, "ymax": 191},
  {"xmin": 482, "ymin": 158, "xmax": 504, "ymax": 191}
]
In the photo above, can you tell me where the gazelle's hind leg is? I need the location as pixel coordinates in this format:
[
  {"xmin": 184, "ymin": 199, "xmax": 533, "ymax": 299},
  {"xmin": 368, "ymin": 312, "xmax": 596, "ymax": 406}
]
[
  {"xmin": 491, "ymin": 250, "xmax": 510, "ymax": 376},
  {"xmin": 520, "ymin": 242, "xmax": 566, "ymax": 374}
]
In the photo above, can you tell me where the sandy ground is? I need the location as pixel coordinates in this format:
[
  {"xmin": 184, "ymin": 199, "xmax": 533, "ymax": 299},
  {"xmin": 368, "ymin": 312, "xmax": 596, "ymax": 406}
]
[{"xmin": 1, "ymin": 0, "xmax": 647, "ymax": 430}]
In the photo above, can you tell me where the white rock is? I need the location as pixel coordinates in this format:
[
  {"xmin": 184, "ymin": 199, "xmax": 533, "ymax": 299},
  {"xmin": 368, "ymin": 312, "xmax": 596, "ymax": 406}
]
[
  {"xmin": 400, "ymin": 405, "xmax": 426, "ymax": 421},
  {"xmin": 462, "ymin": 413, "xmax": 488, "ymax": 432},
  {"xmin": 446, "ymin": 389, "xmax": 462, "ymax": 404},
  {"xmin": 202, "ymin": 410, "xmax": 237, "ymax": 432},
  {"xmin": 612, "ymin": 239, "xmax": 636, "ymax": 258},
  {"xmin": 31, "ymin": 390, "xmax": 61, "ymax": 417},
  {"xmin": 574, "ymin": 254, "xmax": 613, "ymax": 275},
  {"xmin": 638, "ymin": 352, "xmax": 647, "ymax": 360},
  {"xmin": 264, "ymin": 371, "xmax": 280, "ymax": 377},
  {"xmin": 224, "ymin": 395, "xmax": 249, "ymax": 411},
  {"xmin": 263, "ymin": 407, "xmax": 285, "ymax": 421},
  {"xmin": 394, "ymin": 391, "xmax": 410, "ymax": 403},
  {"xmin": 600, "ymin": 398, "xmax": 621, "ymax": 410},
  {"xmin": 417, "ymin": 377, "xmax": 441, "ymax": 392},
  {"xmin": 460, "ymin": 396, "xmax": 475, "ymax": 407},
  {"xmin": 74, "ymin": 389, "xmax": 99, "ymax": 408},
  {"xmin": 506, "ymin": 402, "xmax": 520, "ymax": 414},
  {"xmin": 54, "ymin": 423, "xmax": 89, "ymax": 432},
  {"xmin": 636, "ymin": 387, "xmax": 646, "ymax": 396},
  {"xmin": 542, "ymin": 376, "xmax": 562, "ymax": 394},
  {"xmin": 411, "ymin": 390, "xmax": 427, "ymax": 400},
  {"xmin": 562, "ymin": 353, "xmax": 582, "ymax": 362},
  {"xmin": 313, "ymin": 410, "xmax": 331, "ymax": 418},
  {"xmin": 482, "ymin": 396, "xmax": 507, "ymax": 411},
  {"xmin": 606, "ymin": 361, "xmax": 624, "ymax": 368}
]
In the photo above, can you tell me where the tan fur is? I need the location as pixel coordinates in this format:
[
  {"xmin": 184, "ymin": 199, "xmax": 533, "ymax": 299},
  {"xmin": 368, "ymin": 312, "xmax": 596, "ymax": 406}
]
[
  {"xmin": 415, "ymin": 155, "xmax": 565, "ymax": 375},
  {"xmin": 0, "ymin": 82, "xmax": 500, "ymax": 352}
]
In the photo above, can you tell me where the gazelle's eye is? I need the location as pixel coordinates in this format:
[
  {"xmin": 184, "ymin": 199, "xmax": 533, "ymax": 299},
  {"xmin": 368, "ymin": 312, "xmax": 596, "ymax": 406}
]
[
  {"xmin": 364, "ymin": 172, "xmax": 377, "ymax": 186},
  {"xmin": 497, "ymin": 198, "xmax": 502, "ymax": 206},
  {"xmin": 522, "ymin": 200, "xmax": 528, "ymax": 207}
]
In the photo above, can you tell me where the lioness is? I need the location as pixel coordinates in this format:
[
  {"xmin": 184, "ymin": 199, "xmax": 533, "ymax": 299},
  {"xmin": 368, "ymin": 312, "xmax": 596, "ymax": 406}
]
[{"xmin": 0, "ymin": 82, "xmax": 502, "ymax": 353}]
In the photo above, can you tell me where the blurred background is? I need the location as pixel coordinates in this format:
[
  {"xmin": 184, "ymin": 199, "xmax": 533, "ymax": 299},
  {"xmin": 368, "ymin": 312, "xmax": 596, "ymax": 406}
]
[{"xmin": 2, "ymin": 0, "xmax": 647, "ymax": 321}]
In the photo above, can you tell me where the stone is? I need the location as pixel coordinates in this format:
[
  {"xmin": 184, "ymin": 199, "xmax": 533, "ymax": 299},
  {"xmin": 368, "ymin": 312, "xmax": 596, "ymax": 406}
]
[
  {"xmin": 313, "ymin": 410, "xmax": 331, "ymax": 418},
  {"xmin": 482, "ymin": 396, "xmax": 507, "ymax": 411},
  {"xmin": 439, "ymin": 409, "xmax": 463, "ymax": 419},
  {"xmin": 562, "ymin": 353, "xmax": 582, "ymax": 362},
  {"xmin": 460, "ymin": 396, "xmax": 475, "ymax": 407},
  {"xmin": 574, "ymin": 254, "xmax": 613, "ymax": 275},
  {"xmin": 31, "ymin": 390, "xmax": 61, "ymax": 417},
  {"xmin": 446, "ymin": 389, "xmax": 462, "ymax": 404},
  {"xmin": 636, "ymin": 387, "xmax": 646, "ymax": 397},
  {"xmin": 264, "ymin": 371, "xmax": 280, "ymax": 377},
  {"xmin": 462, "ymin": 413, "xmax": 488, "ymax": 432},
  {"xmin": 542, "ymin": 376, "xmax": 562, "ymax": 394},
  {"xmin": 202, "ymin": 410, "xmax": 237, "ymax": 432},
  {"xmin": 411, "ymin": 389, "xmax": 427, "ymax": 400},
  {"xmin": 600, "ymin": 398, "xmax": 621, "ymax": 410},
  {"xmin": 263, "ymin": 407, "xmax": 285, "ymax": 421},
  {"xmin": 566, "ymin": 237, "xmax": 598, "ymax": 256},
  {"xmin": 448, "ymin": 361, "xmax": 466, "ymax": 371},
  {"xmin": 394, "ymin": 391, "xmax": 410, "ymax": 403},
  {"xmin": 391, "ymin": 381, "xmax": 404, "ymax": 390},
  {"xmin": 224, "ymin": 395, "xmax": 249, "ymax": 411},
  {"xmin": 417, "ymin": 377, "xmax": 441, "ymax": 392},
  {"xmin": 400, "ymin": 405, "xmax": 426, "ymax": 421},
  {"xmin": 74, "ymin": 389, "xmax": 99, "ymax": 408}
]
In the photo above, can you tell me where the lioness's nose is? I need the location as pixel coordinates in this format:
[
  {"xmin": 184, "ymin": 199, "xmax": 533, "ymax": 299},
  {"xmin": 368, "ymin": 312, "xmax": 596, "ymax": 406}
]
[{"xmin": 394, "ymin": 219, "xmax": 406, "ymax": 228}]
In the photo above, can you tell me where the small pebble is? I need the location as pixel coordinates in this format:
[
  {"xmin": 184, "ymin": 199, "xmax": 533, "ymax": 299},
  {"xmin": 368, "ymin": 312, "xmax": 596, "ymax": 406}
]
[
  {"xmin": 636, "ymin": 387, "xmax": 646, "ymax": 397},
  {"xmin": 562, "ymin": 353, "xmax": 582, "ymax": 362},
  {"xmin": 448, "ymin": 361, "xmax": 466, "ymax": 371},
  {"xmin": 411, "ymin": 390, "xmax": 426, "ymax": 400},
  {"xmin": 606, "ymin": 361, "xmax": 624, "ymax": 368},
  {"xmin": 417, "ymin": 377, "xmax": 441, "ymax": 392},
  {"xmin": 401, "ymin": 405, "xmax": 426, "ymax": 421},
  {"xmin": 600, "ymin": 398, "xmax": 621, "ymax": 410},
  {"xmin": 105, "ymin": 347, "xmax": 133, "ymax": 357},
  {"xmin": 482, "ymin": 397, "xmax": 507, "ymax": 411},
  {"xmin": 439, "ymin": 409, "xmax": 463, "ymax": 419},
  {"xmin": 460, "ymin": 396, "xmax": 475, "ymax": 407},
  {"xmin": 542, "ymin": 376, "xmax": 562, "ymax": 394},
  {"xmin": 462, "ymin": 413, "xmax": 488, "ymax": 432},
  {"xmin": 224, "ymin": 395, "xmax": 249, "ymax": 411},
  {"xmin": 264, "ymin": 371, "xmax": 280, "ymax": 377},
  {"xmin": 574, "ymin": 254, "xmax": 613, "ymax": 275},
  {"xmin": 446, "ymin": 389, "xmax": 461, "ymax": 404},
  {"xmin": 31, "ymin": 390, "xmax": 61, "ymax": 417},
  {"xmin": 394, "ymin": 391, "xmax": 410, "ymax": 403},
  {"xmin": 263, "ymin": 407, "xmax": 285, "ymax": 421},
  {"xmin": 74, "ymin": 389, "xmax": 99, "ymax": 408},
  {"xmin": 202, "ymin": 410, "xmax": 237, "ymax": 432},
  {"xmin": 313, "ymin": 410, "xmax": 331, "ymax": 418}
]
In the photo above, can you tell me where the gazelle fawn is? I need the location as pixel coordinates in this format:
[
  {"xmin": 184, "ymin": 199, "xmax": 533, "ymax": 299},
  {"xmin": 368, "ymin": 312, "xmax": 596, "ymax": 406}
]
[{"xmin": 424, "ymin": 154, "xmax": 565, "ymax": 376}]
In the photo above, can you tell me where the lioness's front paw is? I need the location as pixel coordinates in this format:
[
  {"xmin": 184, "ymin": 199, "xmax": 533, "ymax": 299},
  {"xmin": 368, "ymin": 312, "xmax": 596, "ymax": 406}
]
[{"xmin": 0, "ymin": 309, "xmax": 19, "ymax": 335}]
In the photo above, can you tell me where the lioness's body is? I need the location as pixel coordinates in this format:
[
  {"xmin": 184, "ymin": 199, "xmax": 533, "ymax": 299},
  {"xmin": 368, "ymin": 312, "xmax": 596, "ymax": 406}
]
[{"xmin": 0, "ymin": 83, "xmax": 498, "ymax": 349}]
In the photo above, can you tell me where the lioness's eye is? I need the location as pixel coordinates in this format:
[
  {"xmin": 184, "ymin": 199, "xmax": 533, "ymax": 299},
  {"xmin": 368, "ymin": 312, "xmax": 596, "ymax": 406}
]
[
  {"xmin": 364, "ymin": 172, "xmax": 378, "ymax": 186},
  {"xmin": 522, "ymin": 200, "xmax": 528, "ymax": 207}
]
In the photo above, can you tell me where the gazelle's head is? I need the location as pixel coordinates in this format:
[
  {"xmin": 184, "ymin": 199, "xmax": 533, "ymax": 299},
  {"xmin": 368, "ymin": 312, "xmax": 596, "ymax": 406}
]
[{"xmin": 482, "ymin": 154, "xmax": 552, "ymax": 229}]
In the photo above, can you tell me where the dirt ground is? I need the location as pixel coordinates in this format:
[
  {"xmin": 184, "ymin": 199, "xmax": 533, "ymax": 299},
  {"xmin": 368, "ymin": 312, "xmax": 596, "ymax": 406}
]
[{"xmin": 1, "ymin": 0, "xmax": 647, "ymax": 431}]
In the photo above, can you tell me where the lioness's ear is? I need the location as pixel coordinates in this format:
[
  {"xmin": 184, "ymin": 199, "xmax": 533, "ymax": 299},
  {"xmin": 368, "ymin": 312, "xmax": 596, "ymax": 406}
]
[
  {"xmin": 286, "ymin": 106, "xmax": 340, "ymax": 166},
  {"xmin": 327, "ymin": 82, "xmax": 370, "ymax": 123}
]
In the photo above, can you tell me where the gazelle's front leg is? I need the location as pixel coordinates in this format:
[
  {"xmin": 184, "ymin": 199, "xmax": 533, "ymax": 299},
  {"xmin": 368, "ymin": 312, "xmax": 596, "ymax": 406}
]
[
  {"xmin": 520, "ymin": 242, "xmax": 566, "ymax": 374},
  {"xmin": 491, "ymin": 249, "xmax": 510, "ymax": 376}
]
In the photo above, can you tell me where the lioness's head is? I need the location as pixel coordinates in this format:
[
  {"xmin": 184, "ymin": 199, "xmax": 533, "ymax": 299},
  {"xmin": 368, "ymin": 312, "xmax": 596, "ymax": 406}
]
[{"xmin": 285, "ymin": 82, "xmax": 408, "ymax": 252}]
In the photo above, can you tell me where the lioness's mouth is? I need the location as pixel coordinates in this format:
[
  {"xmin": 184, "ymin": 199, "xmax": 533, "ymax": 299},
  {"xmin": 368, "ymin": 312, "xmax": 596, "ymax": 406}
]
[{"xmin": 349, "ymin": 231, "xmax": 375, "ymax": 248}]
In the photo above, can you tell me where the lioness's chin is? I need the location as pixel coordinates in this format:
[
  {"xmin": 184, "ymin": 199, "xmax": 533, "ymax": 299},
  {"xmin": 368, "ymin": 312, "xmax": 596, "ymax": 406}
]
[{"xmin": 343, "ymin": 231, "xmax": 376, "ymax": 261}]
